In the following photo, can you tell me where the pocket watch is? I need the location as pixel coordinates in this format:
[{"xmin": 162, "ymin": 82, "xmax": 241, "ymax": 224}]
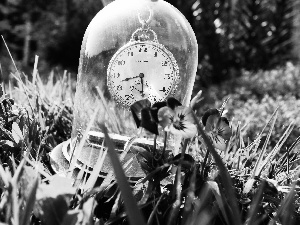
[{"xmin": 107, "ymin": 10, "xmax": 180, "ymax": 108}]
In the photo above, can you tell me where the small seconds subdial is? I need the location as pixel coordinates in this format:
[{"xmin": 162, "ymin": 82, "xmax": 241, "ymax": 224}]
[{"xmin": 107, "ymin": 41, "xmax": 179, "ymax": 107}]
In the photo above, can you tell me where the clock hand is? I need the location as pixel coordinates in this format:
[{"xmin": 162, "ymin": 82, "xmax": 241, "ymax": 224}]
[
  {"xmin": 140, "ymin": 77, "xmax": 145, "ymax": 97},
  {"xmin": 121, "ymin": 75, "xmax": 140, "ymax": 82},
  {"xmin": 122, "ymin": 73, "xmax": 145, "ymax": 82}
]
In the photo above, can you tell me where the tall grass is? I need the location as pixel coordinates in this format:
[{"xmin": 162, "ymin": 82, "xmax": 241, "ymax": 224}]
[{"xmin": 0, "ymin": 53, "xmax": 299, "ymax": 224}]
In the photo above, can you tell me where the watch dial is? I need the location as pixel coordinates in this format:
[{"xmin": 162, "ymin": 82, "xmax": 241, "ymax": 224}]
[{"xmin": 107, "ymin": 42, "xmax": 179, "ymax": 107}]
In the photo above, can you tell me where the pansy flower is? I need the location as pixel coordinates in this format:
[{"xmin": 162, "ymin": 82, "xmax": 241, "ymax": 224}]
[
  {"xmin": 202, "ymin": 108, "xmax": 232, "ymax": 151},
  {"xmin": 130, "ymin": 98, "xmax": 197, "ymax": 139},
  {"xmin": 157, "ymin": 99, "xmax": 197, "ymax": 139}
]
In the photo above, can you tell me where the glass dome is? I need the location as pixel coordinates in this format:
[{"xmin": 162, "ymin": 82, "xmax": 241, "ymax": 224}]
[{"xmin": 70, "ymin": 0, "xmax": 198, "ymax": 170}]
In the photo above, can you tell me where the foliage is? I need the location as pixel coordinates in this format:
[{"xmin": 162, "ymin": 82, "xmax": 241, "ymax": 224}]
[
  {"xmin": 202, "ymin": 63, "xmax": 300, "ymax": 148},
  {"xmin": 0, "ymin": 0, "xmax": 103, "ymax": 80},
  {"xmin": 1, "ymin": 0, "xmax": 296, "ymax": 85},
  {"xmin": 1, "ymin": 62, "xmax": 300, "ymax": 225},
  {"xmin": 190, "ymin": 0, "xmax": 295, "ymax": 87}
]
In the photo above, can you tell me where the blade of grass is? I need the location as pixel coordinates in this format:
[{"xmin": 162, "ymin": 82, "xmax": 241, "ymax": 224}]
[
  {"xmin": 101, "ymin": 125, "xmax": 146, "ymax": 225},
  {"xmin": 167, "ymin": 165, "xmax": 182, "ymax": 225},
  {"xmin": 247, "ymin": 180, "xmax": 266, "ymax": 225},
  {"xmin": 99, "ymin": 136, "xmax": 137, "ymax": 191},
  {"xmin": 275, "ymin": 182, "xmax": 296, "ymax": 225},
  {"xmin": 188, "ymin": 184, "xmax": 213, "ymax": 225},
  {"xmin": 167, "ymin": 139, "xmax": 189, "ymax": 225},
  {"xmin": 252, "ymin": 110, "xmax": 278, "ymax": 177},
  {"xmin": 181, "ymin": 166, "xmax": 197, "ymax": 225},
  {"xmin": 2, "ymin": 35, "xmax": 34, "ymax": 113},
  {"xmin": 20, "ymin": 177, "xmax": 39, "ymax": 225},
  {"xmin": 147, "ymin": 194, "xmax": 164, "ymax": 225},
  {"xmin": 193, "ymin": 112, "xmax": 242, "ymax": 225},
  {"xmin": 257, "ymin": 107, "xmax": 279, "ymax": 137},
  {"xmin": 32, "ymin": 55, "xmax": 39, "ymax": 85},
  {"xmin": 256, "ymin": 122, "xmax": 294, "ymax": 176},
  {"xmin": 0, "ymin": 63, "xmax": 3, "ymax": 78}
]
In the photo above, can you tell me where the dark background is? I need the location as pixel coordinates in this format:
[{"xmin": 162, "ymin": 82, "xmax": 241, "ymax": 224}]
[{"xmin": 0, "ymin": 0, "xmax": 299, "ymax": 90}]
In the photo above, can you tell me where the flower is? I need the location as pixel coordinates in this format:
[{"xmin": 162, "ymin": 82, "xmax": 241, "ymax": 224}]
[
  {"xmin": 130, "ymin": 97, "xmax": 196, "ymax": 139},
  {"xmin": 158, "ymin": 104, "xmax": 197, "ymax": 139},
  {"xmin": 202, "ymin": 108, "xmax": 232, "ymax": 151},
  {"xmin": 130, "ymin": 99, "xmax": 159, "ymax": 135}
]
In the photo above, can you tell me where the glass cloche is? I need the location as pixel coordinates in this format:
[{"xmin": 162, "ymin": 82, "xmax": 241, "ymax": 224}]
[{"xmin": 67, "ymin": 0, "xmax": 198, "ymax": 176}]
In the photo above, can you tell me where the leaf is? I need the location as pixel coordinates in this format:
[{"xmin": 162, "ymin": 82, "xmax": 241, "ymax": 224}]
[
  {"xmin": 61, "ymin": 210, "xmax": 81, "ymax": 225},
  {"xmin": 81, "ymin": 197, "xmax": 96, "ymax": 225},
  {"xmin": 173, "ymin": 153, "xmax": 195, "ymax": 170},
  {"xmin": 11, "ymin": 122, "xmax": 23, "ymax": 144},
  {"xmin": 36, "ymin": 195, "xmax": 70, "ymax": 225},
  {"xmin": 37, "ymin": 175, "xmax": 76, "ymax": 199},
  {"xmin": 35, "ymin": 174, "xmax": 76, "ymax": 221}
]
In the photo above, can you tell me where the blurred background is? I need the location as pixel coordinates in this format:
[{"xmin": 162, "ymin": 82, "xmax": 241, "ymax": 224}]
[{"xmin": 0, "ymin": 0, "xmax": 299, "ymax": 86}]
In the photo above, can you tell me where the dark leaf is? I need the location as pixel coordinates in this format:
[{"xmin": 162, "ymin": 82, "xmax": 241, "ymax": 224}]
[
  {"xmin": 173, "ymin": 153, "xmax": 195, "ymax": 171},
  {"xmin": 36, "ymin": 195, "xmax": 70, "ymax": 225},
  {"xmin": 61, "ymin": 211, "xmax": 80, "ymax": 225}
]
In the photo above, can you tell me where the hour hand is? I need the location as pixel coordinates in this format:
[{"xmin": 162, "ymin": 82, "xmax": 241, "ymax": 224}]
[{"xmin": 121, "ymin": 75, "xmax": 139, "ymax": 82}]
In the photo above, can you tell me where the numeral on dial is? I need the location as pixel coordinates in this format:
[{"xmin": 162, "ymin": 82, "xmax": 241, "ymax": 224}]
[
  {"xmin": 162, "ymin": 61, "xmax": 168, "ymax": 66},
  {"xmin": 124, "ymin": 94, "xmax": 134, "ymax": 101},
  {"xmin": 165, "ymin": 74, "xmax": 173, "ymax": 79},
  {"xmin": 117, "ymin": 60, "xmax": 125, "ymax": 65},
  {"xmin": 159, "ymin": 87, "xmax": 166, "ymax": 92}
]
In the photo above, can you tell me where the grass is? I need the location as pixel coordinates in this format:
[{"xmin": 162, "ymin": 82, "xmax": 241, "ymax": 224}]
[{"xmin": 0, "ymin": 56, "xmax": 300, "ymax": 224}]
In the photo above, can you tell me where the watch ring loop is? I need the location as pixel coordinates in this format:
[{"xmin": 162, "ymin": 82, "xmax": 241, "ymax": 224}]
[{"xmin": 138, "ymin": 8, "xmax": 153, "ymax": 27}]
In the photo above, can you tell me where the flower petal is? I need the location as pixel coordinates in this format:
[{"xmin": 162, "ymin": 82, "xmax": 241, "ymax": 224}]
[
  {"xmin": 174, "ymin": 106, "xmax": 195, "ymax": 124},
  {"xmin": 150, "ymin": 101, "xmax": 167, "ymax": 123},
  {"xmin": 140, "ymin": 108, "xmax": 158, "ymax": 135},
  {"xmin": 130, "ymin": 99, "xmax": 151, "ymax": 127},
  {"xmin": 166, "ymin": 97, "xmax": 182, "ymax": 110},
  {"xmin": 202, "ymin": 108, "xmax": 220, "ymax": 126},
  {"xmin": 217, "ymin": 117, "xmax": 232, "ymax": 141},
  {"xmin": 169, "ymin": 123, "xmax": 197, "ymax": 139},
  {"xmin": 208, "ymin": 133, "xmax": 227, "ymax": 151},
  {"xmin": 205, "ymin": 114, "xmax": 220, "ymax": 132},
  {"xmin": 157, "ymin": 106, "xmax": 175, "ymax": 128}
]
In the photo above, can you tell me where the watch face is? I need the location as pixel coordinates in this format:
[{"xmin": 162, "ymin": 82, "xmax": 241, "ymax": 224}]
[{"xmin": 107, "ymin": 41, "xmax": 179, "ymax": 107}]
